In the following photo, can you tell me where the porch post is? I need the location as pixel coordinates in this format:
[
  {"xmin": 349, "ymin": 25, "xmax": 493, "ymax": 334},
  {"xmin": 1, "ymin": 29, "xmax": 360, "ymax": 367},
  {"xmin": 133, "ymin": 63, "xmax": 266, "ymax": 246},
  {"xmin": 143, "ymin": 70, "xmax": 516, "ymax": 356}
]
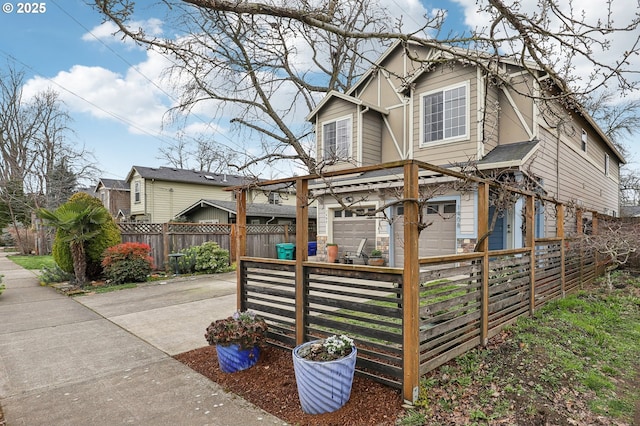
[
  {"xmin": 236, "ymin": 188, "xmax": 247, "ymax": 311},
  {"xmin": 525, "ymin": 194, "xmax": 535, "ymax": 315},
  {"xmin": 295, "ymin": 178, "xmax": 309, "ymax": 345},
  {"xmin": 402, "ymin": 161, "xmax": 420, "ymax": 404},
  {"xmin": 478, "ymin": 182, "xmax": 489, "ymax": 345}
]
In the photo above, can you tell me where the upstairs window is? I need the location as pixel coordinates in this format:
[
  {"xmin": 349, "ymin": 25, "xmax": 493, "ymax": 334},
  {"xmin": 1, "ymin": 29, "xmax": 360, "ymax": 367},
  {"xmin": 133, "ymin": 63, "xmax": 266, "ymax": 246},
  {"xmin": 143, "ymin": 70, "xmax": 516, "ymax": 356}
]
[
  {"xmin": 605, "ymin": 153, "xmax": 610, "ymax": 176},
  {"xmin": 581, "ymin": 129, "xmax": 588, "ymax": 152},
  {"xmin": 421, "ymin": 82, "xmax": 468, "ymax": 145},
  {"xmin": 134, "ymin": 181, "xmax": 141, "ymax": 203},
  {"xmin": 323, "ymin": 116, "xmax": 351, "ymax": 161}
]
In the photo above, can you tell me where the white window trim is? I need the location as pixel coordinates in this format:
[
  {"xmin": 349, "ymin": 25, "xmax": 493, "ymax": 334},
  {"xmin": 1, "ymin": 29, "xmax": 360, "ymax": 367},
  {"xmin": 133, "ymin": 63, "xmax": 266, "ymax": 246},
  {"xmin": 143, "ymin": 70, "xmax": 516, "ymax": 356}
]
[
  {"xmin": 605, "ymin": 153, "xmax": 610, "ymax": 177},
  {"xmin": 581, "ymin": 128, "xmax": 588, "ymax": 152},
  {"xmin": 321, "ymin": 114, "xmax": 353, "ymax": 161},
  {"xmin": 419, "ymin": 81, "xmax": 470, "ymax": 147},
  {"xmin": 134, "ymin": 181, "xmax": 141, "ymax": 204}
]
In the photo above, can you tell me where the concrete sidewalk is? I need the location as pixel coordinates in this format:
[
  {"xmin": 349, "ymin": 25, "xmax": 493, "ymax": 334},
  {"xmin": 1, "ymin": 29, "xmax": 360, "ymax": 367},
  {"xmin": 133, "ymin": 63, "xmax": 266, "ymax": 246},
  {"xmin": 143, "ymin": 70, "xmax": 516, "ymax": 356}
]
[{"xmin": 0, "ymin": 252, "xmax": 285, "ymax": 425}]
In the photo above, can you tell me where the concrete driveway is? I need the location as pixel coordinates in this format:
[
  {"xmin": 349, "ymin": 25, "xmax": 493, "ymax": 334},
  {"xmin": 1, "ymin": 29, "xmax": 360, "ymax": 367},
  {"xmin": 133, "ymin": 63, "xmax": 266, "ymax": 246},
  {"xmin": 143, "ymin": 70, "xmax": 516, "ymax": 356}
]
[{"xmin": 75, "ymin": 273, "xmax": 239, "ymax": 355}]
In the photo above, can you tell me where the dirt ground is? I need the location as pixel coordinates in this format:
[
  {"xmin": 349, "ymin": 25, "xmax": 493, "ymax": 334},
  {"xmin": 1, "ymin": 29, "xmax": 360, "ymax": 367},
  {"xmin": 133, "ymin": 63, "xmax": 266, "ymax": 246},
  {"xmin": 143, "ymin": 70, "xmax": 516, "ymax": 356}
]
[{"xmin": 175, "ymin": 345, "xmax": 405, "ymax": 425}]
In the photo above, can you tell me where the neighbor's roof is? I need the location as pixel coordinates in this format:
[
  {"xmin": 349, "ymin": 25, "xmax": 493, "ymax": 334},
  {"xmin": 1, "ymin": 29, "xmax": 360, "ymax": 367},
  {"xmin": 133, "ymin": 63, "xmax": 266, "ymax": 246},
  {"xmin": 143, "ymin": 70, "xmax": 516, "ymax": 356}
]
[
  {"xmin": 125, "ymin": 166, "xmax": 259, "ymax": 187},
  {"xmin": 176, "ymin": 199, "xmax": 317, "ymax": 219},
  {"xmin": 95, "ymin": 178, "xmax": 129, "ymax": 192}
]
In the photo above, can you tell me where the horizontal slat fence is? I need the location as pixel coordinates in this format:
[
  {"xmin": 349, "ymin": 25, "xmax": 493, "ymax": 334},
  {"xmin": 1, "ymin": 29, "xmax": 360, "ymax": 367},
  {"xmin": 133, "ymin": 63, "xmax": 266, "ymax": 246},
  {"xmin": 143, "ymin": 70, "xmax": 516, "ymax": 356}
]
[
  {"xmin": 418, "ymin": 257, "xmax": 483, "ymax": 375},
  {"xmin": 240, "ymin": 259, "xmax": 404, "ymax": 389},
  {"xmin": 488, "ymin": 250, "xmax": 532, "ymax": 335},
  {"xmin": 304, "ymin": 264, "xmax": 404, "ymax": 388},
  {"xmin": 534, "ymin": 241, "xmax": 563, "ymax": 309}
]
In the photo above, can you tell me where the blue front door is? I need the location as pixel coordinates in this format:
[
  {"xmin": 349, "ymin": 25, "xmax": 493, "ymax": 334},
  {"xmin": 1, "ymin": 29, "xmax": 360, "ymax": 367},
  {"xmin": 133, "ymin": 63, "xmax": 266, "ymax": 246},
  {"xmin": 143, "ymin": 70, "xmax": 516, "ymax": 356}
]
[{"xmin": 488, "ymin": 206, "xmax": 505, "ymax": 251}]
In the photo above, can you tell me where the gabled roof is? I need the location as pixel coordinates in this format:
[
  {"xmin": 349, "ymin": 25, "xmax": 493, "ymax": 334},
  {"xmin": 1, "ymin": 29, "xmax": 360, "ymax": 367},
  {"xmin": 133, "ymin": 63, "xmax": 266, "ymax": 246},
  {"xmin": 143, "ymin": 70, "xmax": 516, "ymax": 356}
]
[
  {"xmin": 125, "ymin": 166, "xmax": 258, "ymax": 187},
  {"xmin": 338, "ymin": 40, "xmax": 625, "ymax": 164},
  {"xmin": 477, "ymin": 140, "xmax": 540, "ymax": 170},
  {"xmin": 176, "ymin": 199, "xmax": 317, "ymax": 219},
  {"xmin": 95, "ymin": 178, "xmax": 129, "ymax": 192},
  {"xmin": 306, "ymin": 91, "xmax": 389, "ymax": 122}
]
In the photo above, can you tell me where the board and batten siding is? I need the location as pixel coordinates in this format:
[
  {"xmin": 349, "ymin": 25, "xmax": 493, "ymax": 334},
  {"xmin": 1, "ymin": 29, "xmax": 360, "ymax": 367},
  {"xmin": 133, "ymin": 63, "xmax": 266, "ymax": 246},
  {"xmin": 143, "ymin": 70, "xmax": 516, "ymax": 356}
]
[
  {"xmin": 411, "ymin": 65, "xmax": 479, "ymax": 165},
  {"xmin": 361, "ymin": 110, "xmax": 383, "ymax": 166}
]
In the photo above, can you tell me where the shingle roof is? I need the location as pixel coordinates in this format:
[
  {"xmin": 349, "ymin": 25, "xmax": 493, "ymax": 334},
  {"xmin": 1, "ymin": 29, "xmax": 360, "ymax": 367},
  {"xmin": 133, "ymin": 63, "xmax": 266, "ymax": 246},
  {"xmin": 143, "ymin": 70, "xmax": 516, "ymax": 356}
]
[
  {"xmin": 477, "ymin": 140, "xmax": 540, "ymax": 168},
  {"xmin": 126, "ymin": 166, "xmax": 259, "ymax": 187},
  {"xmin": 177, "ymin": 199, "xmax": 317, "ymax": 219},
  {"xmin": 96, "ymin": 178, "xmax": 129, "ymax": 191}
]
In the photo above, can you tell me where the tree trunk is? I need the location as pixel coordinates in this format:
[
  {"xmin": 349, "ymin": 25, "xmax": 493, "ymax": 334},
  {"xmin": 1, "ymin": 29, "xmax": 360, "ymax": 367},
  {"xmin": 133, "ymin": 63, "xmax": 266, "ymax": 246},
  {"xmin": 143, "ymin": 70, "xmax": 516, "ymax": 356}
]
[{"xmin": 70, "ymin": 241, "xmax": 88, "ymax": 285}]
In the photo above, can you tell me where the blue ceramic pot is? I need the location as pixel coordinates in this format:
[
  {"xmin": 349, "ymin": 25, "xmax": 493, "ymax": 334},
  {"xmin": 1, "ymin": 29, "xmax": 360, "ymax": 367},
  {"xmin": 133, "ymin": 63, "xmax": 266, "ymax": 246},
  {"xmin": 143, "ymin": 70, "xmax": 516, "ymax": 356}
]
[
  {"xmin": 216, "ymin": 344, "xmax": 260, "ymax": 373},
  {"xmin": 292, "ymin": 340, "xmax": 357, "ymax": 414}
]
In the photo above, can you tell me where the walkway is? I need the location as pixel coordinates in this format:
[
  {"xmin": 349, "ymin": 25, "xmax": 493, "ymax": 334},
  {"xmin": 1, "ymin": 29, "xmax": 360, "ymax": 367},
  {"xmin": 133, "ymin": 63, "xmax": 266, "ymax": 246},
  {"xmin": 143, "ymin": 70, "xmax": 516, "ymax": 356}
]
[{"xmin": 0, "ymin": 252, "xmax": 284, "ymax": 425}]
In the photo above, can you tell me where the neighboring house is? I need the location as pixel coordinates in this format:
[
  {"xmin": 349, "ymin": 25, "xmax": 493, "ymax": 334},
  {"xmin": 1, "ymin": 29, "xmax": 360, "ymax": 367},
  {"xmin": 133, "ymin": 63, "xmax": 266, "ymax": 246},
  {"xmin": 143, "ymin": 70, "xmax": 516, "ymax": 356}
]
[
  {"xmin": 306, "ymin": 40, "xmax": 625, "ymax": 265},
  {"xmin": 621, "ymin": 206, "xmax": 640, "ymax": 218},
  {"xmin": 126, "ymin": 166, "xmax": 295, "ymax": 223},
  {"xmin": 176, "ymin": 199, "xmax": 317, "ymax": 225},
  {"xmin": 94, "ymin": 178, "xmax": 130, "ymax": 219}
]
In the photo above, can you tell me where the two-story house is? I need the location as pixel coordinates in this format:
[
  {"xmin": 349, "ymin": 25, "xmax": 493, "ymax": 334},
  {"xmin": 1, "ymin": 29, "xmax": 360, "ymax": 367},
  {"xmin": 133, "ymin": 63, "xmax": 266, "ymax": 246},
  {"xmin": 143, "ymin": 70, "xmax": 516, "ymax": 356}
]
[
  {"xmin": 126, "ymin": 165, "xmax": 299, "ymax": 223},
  {"xmin": 94, "ymin": 178, "xmax": 130, "ymax": 219},
  {"xmin": 306, "ymin": 41, "xmax": 625, "ymax": 265}
]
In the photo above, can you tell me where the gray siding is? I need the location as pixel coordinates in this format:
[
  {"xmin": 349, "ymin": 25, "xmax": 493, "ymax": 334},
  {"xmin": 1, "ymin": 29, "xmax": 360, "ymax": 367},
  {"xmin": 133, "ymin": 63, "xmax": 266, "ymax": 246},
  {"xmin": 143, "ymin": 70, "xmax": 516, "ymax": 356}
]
[{"xmin": 411, "ymin": 64, "xmax": 479, "ymax": 165}]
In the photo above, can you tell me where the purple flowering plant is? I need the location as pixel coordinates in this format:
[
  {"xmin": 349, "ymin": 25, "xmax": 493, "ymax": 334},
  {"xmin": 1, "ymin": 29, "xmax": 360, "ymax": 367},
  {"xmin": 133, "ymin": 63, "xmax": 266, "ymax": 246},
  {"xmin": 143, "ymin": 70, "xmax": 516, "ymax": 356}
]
[{"xmin": 205, "ymin": 310, "xmax": 268, "ymax": 350}]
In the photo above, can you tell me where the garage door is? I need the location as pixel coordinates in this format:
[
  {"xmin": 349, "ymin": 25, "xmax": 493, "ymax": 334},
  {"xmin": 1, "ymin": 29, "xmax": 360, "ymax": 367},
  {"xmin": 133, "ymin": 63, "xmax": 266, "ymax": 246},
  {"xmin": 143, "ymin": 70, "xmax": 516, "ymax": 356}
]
[
  {"xmin": 332, "ymin": 207, "xmax": 377, "ymax": 259},
  {"xmin": 393, "ymin": 201, "xmax": 457, "ymax": 266}
]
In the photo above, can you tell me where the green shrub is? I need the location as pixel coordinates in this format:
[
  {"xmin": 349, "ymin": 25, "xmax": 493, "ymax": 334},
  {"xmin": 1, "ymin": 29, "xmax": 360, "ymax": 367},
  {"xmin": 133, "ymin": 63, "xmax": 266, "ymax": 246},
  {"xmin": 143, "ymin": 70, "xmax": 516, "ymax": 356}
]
[
  {"xmin": 194, "ymin": 241, "xmax": 232, "ymax": 273},
  {"xmin": 176, "ymin": 246, "xmax": 198, "ymax": 274},
  {"xmin": 102, "ymin": 242, "xmax": 153, "ymax": 284},
  {"xmin": 39, "ymin": 265, "xmax": 74, "ymax": 285},
  {"xmin": 52, "ymin": 193, "xmax": 121, "ymax": 279}
]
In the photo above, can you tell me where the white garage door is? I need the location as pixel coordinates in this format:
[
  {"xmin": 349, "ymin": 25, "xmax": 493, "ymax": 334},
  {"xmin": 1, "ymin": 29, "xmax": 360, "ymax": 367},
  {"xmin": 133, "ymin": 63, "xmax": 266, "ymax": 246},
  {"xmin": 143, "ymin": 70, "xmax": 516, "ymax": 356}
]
[
  {"xmin": 332, "ymin": 207, "xmax": 377, "ymax": 259},
  {"xmin": 393, "ymin": 201, "xmax": 457, "ymax": 266}
]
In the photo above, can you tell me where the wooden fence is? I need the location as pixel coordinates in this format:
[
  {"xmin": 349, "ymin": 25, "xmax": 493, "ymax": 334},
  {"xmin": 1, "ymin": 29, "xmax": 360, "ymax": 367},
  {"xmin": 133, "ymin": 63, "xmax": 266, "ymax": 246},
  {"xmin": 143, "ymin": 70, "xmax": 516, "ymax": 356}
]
[
  {"xmin": 233, "ymin": 159, "xmax": 612, "ymax": 404},
  {"xmin": 118, "ymin": 222, "xmax": 316, "ymax": 270},
  {"xmin": 239, "ymin": 242, "xmax": 598, "ymax": 393}
]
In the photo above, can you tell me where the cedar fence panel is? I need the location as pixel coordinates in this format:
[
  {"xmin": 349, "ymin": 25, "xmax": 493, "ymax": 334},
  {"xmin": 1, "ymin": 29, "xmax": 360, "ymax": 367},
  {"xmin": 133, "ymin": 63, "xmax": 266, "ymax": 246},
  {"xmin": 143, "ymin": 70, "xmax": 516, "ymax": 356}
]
[{"xmin": 117, "ymin": 222, "xmax": 317, "ymax": 270}]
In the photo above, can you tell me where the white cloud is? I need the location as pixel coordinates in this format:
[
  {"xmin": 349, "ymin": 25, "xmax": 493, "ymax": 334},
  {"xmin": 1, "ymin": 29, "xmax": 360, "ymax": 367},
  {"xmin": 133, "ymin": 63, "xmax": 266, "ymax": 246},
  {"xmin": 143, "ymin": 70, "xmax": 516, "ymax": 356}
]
[
  {"xmin": 81, "ymin": 18, "xmax": 164, "ymax": 45},
  {"xmin": 23, "ymin": 59, "xmax": 170, "ymax": 136}
]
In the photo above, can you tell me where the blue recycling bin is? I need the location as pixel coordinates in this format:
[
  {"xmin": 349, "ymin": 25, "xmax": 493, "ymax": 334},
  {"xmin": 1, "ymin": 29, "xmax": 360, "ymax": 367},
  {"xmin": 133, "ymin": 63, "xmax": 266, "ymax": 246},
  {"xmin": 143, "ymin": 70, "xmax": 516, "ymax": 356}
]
[
  {"xmin": 308, "ymin": 241, "xmax": 317, "ymax": 256},
  {"xmin": 276, "ymin": 243, "xmax": 295, "ymax": 260}
]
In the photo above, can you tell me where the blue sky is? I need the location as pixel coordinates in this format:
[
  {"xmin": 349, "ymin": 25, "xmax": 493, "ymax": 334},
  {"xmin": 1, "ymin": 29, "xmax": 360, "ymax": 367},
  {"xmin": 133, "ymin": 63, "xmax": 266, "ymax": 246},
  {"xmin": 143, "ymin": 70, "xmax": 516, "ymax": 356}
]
[{"xmin": 0, "ymin": 0, "xmax": 638, "ymax": 184}]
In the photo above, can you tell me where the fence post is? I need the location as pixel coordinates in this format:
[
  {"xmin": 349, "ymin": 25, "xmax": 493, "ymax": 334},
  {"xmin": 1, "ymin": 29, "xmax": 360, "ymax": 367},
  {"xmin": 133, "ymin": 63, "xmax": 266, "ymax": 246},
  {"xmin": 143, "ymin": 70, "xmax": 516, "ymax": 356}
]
[
  {"xmin": 577, "ymin": 209, "xmax": 584, "ymax": 285},
  {"xmin": 162, "ymin": 222, "xmax": 169, "ymax": 271},
  {"xmin": 229, "ymin": 224, "xmax": 237, "ymax": 263},
  {"xmin": 295, "ymin": 178, "xmax": 309, "ymax": 346},
  {"xmin": 526, "ymin": 194, "xmax": 535, "ymax": 315},
  {"xmin": 402, "ymin": 161, "xmax": 420, "ymax": 404},
  {"xmin": 236, "ymin": 189, "xmax": 247, "ymax": 311},
  {"xmin": 557, "ymin": 204, "xmax": 565, "ymax": 297},
  {"xmin": 478, "ymin": 182, "xmax": 489, "ymax": 345}
]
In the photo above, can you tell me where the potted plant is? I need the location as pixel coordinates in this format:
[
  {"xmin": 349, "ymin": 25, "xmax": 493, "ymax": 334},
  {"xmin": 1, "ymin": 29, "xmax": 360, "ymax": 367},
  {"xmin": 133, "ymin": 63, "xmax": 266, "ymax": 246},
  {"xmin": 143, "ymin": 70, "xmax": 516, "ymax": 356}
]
[
  {"xmin": 367, "ymin": 249, "xmax": 385, "ymax": 266},
  {"xmin": 292, "ymin": 335, "xmax": 357, "ymax": 414},
  {"xmin": 326, "ymin": 243, "xmax": 339, "ymax": 263},
  {"xmin": 204, "ymin": 310, "xmax": 268, "ymax": 373}
]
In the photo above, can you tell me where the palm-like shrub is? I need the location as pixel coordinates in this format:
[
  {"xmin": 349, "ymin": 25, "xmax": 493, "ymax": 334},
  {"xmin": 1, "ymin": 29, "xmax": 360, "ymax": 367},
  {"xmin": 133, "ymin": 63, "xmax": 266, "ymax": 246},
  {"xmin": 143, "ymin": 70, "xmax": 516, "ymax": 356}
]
[
  {"xmin": 102, "ymin": 242, "xmax": 154, "ymax": 284},
  {"xmin": 51, "ymin": 193, "xmax": 121, "ymax": 280},
  {"xmin": 38, "ymin": 198, "xmax": 110, "ymax": 285}
]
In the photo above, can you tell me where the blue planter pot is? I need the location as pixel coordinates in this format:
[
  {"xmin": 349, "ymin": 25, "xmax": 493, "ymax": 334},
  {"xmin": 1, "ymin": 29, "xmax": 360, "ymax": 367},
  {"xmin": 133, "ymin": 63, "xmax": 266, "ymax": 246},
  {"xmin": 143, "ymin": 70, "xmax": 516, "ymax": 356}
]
[
  {"xmin": 292, "ymin": 340, "xmax": 357, "ymax": 414},
  {"xmin": 215, "ymin": 344, "xmax": 260, "ymax": 373}
]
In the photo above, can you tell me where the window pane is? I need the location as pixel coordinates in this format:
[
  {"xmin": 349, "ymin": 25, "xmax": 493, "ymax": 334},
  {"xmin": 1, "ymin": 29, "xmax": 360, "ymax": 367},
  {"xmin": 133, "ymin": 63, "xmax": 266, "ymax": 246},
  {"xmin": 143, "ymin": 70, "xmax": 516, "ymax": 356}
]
[
  {"xmin": 444, "ymin": 86, "xmax": 466, "ymax": 139},
  {"xmin": 424, "ymin": 92, "xmax": 443, "ymax": 142},
  {"xmin": 336, "ymin": 118, "xmax": 350, "ymax": 158},
  {"xmin": 443, "ymin": 203, "xmax": 456, "ymax": 214},
  {"xmin": 323, "ymin": 122, "xmax": 336, "ymax": 159}
]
